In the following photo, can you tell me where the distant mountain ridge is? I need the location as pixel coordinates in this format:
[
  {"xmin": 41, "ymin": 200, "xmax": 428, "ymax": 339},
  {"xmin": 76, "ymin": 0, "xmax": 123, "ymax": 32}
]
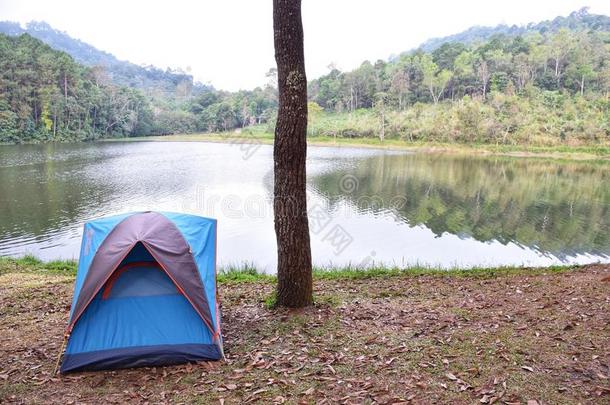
[
  {"xmin": 417, "ymin": 7, "xmax": 610, "ymax": 52},
  {"xmin": 1, "ymin": 8, "xmax": 609, "ymax": 95},
  {"xmin": 0, "ymin": 21, "xmax": 208, "ymax": 98}
]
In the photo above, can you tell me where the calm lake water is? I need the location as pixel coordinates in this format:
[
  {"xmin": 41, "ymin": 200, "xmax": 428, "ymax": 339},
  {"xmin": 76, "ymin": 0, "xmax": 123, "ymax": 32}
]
[{"xmin": 0, "ymin": 141, "xmax": 609, "ymax": 271}]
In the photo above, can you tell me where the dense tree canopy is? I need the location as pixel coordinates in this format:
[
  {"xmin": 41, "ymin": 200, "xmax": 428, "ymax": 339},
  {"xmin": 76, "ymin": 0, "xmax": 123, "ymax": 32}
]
[
  {"xmin": 1, "ymin": 8, "xmax": 609, "ymax": 145},
  {"xmin": 0, "ymin": 33, "xmax": 278, "ymax": 143},
  {"xmin": 0, "ymin": 34, "xmax": 155, "ymax": 142},
  {"xmin": 303, "ymin": 23, "xmax": 610, "ymax": 146},
  {"xmin": 308, "ymin": 28, "xmax": 610, "ymax": 110}
]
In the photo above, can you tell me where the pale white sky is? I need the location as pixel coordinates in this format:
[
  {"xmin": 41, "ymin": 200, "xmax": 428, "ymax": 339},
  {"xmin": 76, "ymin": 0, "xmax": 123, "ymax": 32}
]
[{"xmin": 1, "ymin": 0, "xmax": 609, "ymax": 91}]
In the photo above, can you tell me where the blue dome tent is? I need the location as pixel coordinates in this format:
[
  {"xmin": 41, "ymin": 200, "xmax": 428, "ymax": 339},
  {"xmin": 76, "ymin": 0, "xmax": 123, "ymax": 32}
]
[{"xmin": 60, "ymin": 211, "xmax": 223, "ymax": 373}]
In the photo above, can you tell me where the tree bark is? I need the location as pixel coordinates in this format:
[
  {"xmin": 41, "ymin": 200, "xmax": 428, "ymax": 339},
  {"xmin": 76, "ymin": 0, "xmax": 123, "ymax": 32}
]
[
  {"xmin": 379, "ymin": 110, "xmax": 385, "ymax": 142},
  {"xmin": 273, "ymin": 0, "xmax": 313, "ymax": 307}
]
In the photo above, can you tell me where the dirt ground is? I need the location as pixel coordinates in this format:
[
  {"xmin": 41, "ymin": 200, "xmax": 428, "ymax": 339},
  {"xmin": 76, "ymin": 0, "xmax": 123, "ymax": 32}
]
[{"xmin": 0, "ymin": 265, "xmax": 609, "ymax": 404}]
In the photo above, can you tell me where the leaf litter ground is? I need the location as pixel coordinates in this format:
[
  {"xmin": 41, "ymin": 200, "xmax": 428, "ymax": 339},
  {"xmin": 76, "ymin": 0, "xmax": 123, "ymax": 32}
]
[{"xmin": 0, "ymin": 264, "xmax": 609, "ymax": 404}]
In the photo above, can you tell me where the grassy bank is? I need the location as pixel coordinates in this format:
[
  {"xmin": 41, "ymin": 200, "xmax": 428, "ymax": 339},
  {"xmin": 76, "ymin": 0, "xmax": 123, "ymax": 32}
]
[
  {"xmin": 0, "ymin": 255, "xmax": 582, "ymax": 283},
  {"xmin": 1, "ymin": 256, "xmax": 608, "ymax": 404},
  {"xmin": 112, "ymin": 129, "xmax": 610, "ymax": 161}
]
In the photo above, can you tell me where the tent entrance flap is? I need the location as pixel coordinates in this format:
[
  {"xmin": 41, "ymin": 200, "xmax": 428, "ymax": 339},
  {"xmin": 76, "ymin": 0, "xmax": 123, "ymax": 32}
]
[{"xmin": 102, "ymin": 261, "xmax": 185, "ymax": 299}]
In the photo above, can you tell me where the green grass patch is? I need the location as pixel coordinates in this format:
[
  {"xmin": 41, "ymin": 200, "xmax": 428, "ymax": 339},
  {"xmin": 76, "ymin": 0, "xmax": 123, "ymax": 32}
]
[
  {"xmin": 0, "ymin": 382, "xmax": 30, "ymax": 399},
  {"xmin": 263, "ymin": 291, "xmax": 277, "ymax": 309},
  {"xmin": 312, "ymin": 263, "xmax": 576, "ymax": 280},
  {"xmin": 217, "ymin": 262, "xmax": 274, "ymax": 284},
  {"xmin": 0, "ymin": 255, "xmax": 77, "ymax": 276},
  {"xmin": 113, "ymin": 130, "xmax": 610, "ymax": 161},
  {"xmin": 0, "ymin": 255, "xmax": 580, "ymax": 283},
  {"xmin": 313, "ymin": 293, "xmax": 342, "ymax": 307}
]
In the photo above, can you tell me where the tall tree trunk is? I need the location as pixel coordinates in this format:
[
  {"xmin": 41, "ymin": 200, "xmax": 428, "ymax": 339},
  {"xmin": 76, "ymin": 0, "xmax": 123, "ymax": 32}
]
[
  {"xmin": 53, "ymin": 109, "xmax": 57, "ymax": 138},
  {"xmin": 379, "ymin": 110, "xmax": 385, "ymax": 142},
  {"xmin": 429, "ymin": 86, "xmax": 437, "ymax": 104},
  {"xmin": 92, "ymin": 106, "xmax": 97, "ymax": 134},
  {"xmin": 555, "ymin": 58, "xmax": 559, "ymax": 77},
  {"xmin": 273, "ymin": 0, "xmax": 313, "ymax": 308}
]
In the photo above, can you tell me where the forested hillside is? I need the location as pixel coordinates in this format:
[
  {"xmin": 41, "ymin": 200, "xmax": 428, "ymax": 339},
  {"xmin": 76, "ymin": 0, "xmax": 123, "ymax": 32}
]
[
  {"xmin": 1, "ymin": 9, "xmax": 609, "ymax": 145},
  {"xmin": 306, "ymin": 9, "xmax": 610, "ymax": 145},
  {"xmin": 0, "ymin": 21, "xmax": 200, "ymax": 98},
  {"xmin": 418, "ymin": 8, "xmax": 610, "ymax": 51},
  {"xmin": 0, "ymin": 33, "xmax": 278, "ymax": 142},
  {"xmin": 0, "ymin": 34, "xmax": 156, "ymax": 142},
  {"xmin": 310, "ymin": 10, "xmax": 610, "ymax": 111}
]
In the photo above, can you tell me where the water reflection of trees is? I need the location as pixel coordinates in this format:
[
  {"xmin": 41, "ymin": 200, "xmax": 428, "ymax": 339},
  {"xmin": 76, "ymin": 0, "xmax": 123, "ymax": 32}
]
[
  {"xmin": 311, "ymin": 153, "xmax": 610, "ymax": 257},
  {"xmin": 0, "ymin": 144, "xmax": 113, "ymax": 241}
]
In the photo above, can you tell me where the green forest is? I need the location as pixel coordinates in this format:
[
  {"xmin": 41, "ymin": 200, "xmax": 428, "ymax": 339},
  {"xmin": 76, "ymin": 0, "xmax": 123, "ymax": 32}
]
[
  {"xmin": 1, "ymin": 8, "xmax": 609, "ymax": 145},
  {"xmin": 0, "ymin": 32, "xmax": 277, "ymax": 142},
  {"xmin": 306, "ymin": 26, "xmax": 610, "ymax": 146}
]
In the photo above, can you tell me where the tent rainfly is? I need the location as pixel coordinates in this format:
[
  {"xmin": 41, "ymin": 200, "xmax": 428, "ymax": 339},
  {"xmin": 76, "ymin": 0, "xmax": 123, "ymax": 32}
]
[{"xmin": 60, "ymin": 211, "xmax": 223, "ymax": 373}]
